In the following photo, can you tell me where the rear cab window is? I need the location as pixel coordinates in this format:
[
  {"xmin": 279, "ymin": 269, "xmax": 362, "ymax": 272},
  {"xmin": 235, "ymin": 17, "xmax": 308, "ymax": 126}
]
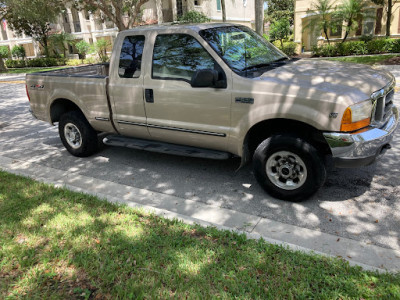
[{"xmin": 118, "ymin": 35, "xmax": 145, "ymax": 78}]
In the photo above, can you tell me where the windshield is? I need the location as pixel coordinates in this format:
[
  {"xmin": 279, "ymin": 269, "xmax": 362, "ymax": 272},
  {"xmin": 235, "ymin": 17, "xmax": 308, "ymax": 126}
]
[{"xmin": 199, "ymin": 26, "xmax": 287, "ymax": 75}]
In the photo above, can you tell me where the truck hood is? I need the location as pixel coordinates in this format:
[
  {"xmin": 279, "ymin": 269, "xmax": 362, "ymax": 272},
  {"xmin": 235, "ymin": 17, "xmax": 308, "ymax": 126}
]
[{"xmin": 259, "ymin": 59, "xmax": 394, "ymax": 103}]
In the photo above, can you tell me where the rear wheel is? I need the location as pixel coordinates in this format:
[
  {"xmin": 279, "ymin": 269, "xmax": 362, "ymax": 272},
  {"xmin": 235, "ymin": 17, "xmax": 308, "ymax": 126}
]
[
  {"xmin": 253, "ymin": 135, "xmax": 326, "ymax": 201},
  {"xmin": 59, "ymin": 111, "xmax": 98, "ymax": 157}
]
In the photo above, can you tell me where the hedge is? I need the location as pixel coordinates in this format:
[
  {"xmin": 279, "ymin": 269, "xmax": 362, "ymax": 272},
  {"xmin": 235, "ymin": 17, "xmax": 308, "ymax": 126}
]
[
  {"xmin": 312, "ymin": 38, "xmax": 400, "ymax": 57},
  {"xmin": 273, "ymin": 41, "xmax": 297, "ymax": 57},
  {"xmin": 5, "ymin": 58, "xmax": 66, "ymax": 68}
]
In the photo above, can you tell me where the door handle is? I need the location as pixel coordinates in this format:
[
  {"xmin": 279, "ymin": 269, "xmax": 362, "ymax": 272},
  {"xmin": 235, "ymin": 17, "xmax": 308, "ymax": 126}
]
[{"xmin": 145, "ymin": 89, "xmax": 154, "ymax": 103}]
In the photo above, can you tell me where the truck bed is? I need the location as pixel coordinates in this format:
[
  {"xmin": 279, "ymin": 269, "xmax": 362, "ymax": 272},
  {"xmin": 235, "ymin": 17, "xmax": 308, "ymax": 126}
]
[
  {"xmin": 27, "ymin": 64, "xmax": 111, "ymax": 130},
  {"xmin": 32, "ymin": 64, "xmax": 110, "ymax": 78}
]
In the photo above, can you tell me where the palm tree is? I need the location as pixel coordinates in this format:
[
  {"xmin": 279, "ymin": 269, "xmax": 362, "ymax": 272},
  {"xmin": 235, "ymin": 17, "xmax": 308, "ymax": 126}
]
[
  {"xmin": 335, "ymin": 0, "xmax": 367, "ymax": 43},
  {"xmin": 305, "ymin": 0, "xmax": 336, "ymax": 45}
]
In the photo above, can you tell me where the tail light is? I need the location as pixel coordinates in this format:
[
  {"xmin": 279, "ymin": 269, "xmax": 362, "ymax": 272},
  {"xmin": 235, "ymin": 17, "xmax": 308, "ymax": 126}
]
[{"xmin": 26, "ymin": 84, "xmax": 30, "ymax": 102}]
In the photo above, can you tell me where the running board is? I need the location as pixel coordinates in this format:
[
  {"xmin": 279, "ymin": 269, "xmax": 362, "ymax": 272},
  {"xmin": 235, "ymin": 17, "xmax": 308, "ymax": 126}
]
[{"xmin": 103, "ymin": 135, "xmax": 231, "ymax": 160}]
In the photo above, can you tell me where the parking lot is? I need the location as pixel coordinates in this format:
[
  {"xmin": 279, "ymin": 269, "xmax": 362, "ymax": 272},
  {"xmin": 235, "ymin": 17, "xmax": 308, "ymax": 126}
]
[{"xmin": 0, "ymin": 67, "xmax": 399, "ymax": 255}]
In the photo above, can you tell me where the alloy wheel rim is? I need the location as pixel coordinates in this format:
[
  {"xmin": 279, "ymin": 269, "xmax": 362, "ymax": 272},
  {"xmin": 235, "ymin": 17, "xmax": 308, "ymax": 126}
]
[
  {"xmin": 64, "ymin": 123, "xmax": 82, "ymax": 149},
  {"xmin": 266, "ymin": 151, "xmax": 307, "ymax": 190}
]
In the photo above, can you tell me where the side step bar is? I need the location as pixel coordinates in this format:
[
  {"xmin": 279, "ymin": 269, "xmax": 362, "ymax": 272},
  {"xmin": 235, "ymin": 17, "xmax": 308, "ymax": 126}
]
[{"xmin": 103, "ymin": 135, "xmax": 231, "ymax": 160}]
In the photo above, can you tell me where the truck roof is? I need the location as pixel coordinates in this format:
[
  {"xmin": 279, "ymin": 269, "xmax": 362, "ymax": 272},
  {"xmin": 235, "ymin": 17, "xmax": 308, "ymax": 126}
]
[{"xmin": 122, "ymin": 22, "xmax": 238, "ymax": 33}]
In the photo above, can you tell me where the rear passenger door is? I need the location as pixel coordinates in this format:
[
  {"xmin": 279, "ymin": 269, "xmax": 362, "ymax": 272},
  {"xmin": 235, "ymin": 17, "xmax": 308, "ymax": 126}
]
[
  {"xmin": 143, "ymin": 32, "xmax": 232, "ymax": 152},
  {"xmin": 108, "ymin": 33, "xmax": 150, "ymax": 139}
]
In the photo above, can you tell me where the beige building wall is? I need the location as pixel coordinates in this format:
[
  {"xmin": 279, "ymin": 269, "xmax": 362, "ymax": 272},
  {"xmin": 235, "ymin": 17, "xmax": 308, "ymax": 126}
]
[{"xmin": 296, "ymin": 0, "xmax": 400, "ymax": 52}]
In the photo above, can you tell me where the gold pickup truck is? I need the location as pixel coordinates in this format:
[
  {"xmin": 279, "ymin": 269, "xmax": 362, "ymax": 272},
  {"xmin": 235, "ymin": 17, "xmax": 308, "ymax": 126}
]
[{"xmin": 27, "ymin": 23, "xmax": 399, "ymax": 201}]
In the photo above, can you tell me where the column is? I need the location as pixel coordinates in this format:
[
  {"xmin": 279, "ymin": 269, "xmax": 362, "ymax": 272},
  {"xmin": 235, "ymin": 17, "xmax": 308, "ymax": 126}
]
[
  {"xmin": 78, "ymin": 11, "xmax": 87, "ymax": 33},
  {"xmin": 66, "ymin": 8, "xmax": 75, "ymax": 33},
  {"xmin": 156, "ymin": 0, "xmax": 164, "ymax": 24},
  {"xmin": 171, "ymin": 0, "xmax": 177, "ymax": 21}
]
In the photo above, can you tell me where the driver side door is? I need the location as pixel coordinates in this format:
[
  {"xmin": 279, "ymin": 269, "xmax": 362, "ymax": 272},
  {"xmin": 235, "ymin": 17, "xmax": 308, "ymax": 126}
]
[{"xmin": 143, "ymin": 32, "xmax": 232, "ymax": 151}]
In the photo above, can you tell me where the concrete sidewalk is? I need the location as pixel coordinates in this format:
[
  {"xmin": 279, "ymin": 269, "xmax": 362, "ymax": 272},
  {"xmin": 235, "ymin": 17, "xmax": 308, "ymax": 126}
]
[{"xmin": 1, "ymin": 154, "xmax": 399, "ymax": 273}]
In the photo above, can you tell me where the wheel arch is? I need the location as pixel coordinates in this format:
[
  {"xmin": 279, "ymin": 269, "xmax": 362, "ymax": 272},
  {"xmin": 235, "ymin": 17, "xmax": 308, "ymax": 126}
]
[
  {"xmin": 240, "ymin": 118, "xmax": 332, "ymax": 168},
  {"xmin": 50, "ymin": 98, "xmax": 85, "ymax": 124}
]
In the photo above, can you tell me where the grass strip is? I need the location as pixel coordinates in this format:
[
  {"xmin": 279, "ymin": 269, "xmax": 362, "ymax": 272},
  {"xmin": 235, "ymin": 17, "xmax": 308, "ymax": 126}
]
[
  {"xmin": 324, "ymin": 54, "xmax": 400, "ymax": 65},
  {"xmin": 0, "ymin": 170, "xmax": 399, "ymax": 299},
  {"xmin": 0, "ymin": 66, "xmax": 68, "ymax": 74}
]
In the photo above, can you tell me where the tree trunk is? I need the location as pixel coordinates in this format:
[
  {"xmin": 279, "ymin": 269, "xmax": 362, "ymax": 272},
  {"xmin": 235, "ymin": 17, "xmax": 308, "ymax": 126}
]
[
  {"xmin": 0, "ymin": 58, "xmax": 6, "ymax": 71},
  {"xmin": 255, "ymin": 0, "xmax": 264, "ymax": 35},
  {"xmin": 386, "ymin": 0, "xmax": 392, "ymax": 37},
  {"xmin": 324, "ymin": 28, "xmax": 330, "ymax": 45},
  {"xmin": 221, "ymin": 0, "xmax": 226, "ymax": 22},
  {"xmin": 342, "ymin": 30, "xmax": 349, "ymax": 43},
  {"xmin": 342, "ymin": 20, "xmax": 352, "ymax": 43}
]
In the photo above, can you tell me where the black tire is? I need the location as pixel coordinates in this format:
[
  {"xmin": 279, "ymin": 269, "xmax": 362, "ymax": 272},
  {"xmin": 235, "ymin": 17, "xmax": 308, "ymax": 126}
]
[
  {"xmin": 58, "ymin": 111, "xmax": 99, "ymax": 157},
  {"xmin": 253, "ymin": 135, "xmax": 326, "ymax": 201}
]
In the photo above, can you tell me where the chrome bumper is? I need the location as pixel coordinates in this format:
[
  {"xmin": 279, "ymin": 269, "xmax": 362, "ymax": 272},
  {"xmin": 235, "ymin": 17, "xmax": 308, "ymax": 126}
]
[{"xmin": 323, "ymin": 106, "xmax": 399, "ymax": 168}]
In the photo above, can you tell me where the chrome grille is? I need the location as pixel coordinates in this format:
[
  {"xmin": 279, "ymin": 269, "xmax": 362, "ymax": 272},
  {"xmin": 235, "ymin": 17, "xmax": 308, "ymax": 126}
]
[{"xmin": 371, "ymin": 80, "xmax": 395, "ymax": 126}]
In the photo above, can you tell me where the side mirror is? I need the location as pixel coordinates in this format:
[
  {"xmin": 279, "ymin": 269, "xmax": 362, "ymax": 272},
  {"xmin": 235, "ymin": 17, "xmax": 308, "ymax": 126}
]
[{"xmin": 191, "ymin": 69, "xmax": 218, "ymax": 88}]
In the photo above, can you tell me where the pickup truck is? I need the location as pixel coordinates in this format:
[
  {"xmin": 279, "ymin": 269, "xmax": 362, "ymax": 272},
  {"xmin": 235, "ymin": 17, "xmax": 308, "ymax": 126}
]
[{"xmin": 27, "ymin": 23, "xmax": 399, "ymax": 201}]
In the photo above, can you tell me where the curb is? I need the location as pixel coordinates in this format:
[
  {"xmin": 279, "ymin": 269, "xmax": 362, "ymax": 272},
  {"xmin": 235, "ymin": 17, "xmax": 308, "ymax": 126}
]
[{"xmin": 1, "ymin": 154, "xmax": 399, "ymax": 273}]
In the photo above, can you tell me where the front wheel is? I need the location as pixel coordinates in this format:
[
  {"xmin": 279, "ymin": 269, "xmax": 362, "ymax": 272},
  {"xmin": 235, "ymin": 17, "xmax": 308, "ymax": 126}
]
[
  {"xmin": 253, "ymin": 135, "xmax": 326, "ymax": 201},
  {"xmin": 59, "ymin": 111, "xmax": 99, "ymax": 157}
]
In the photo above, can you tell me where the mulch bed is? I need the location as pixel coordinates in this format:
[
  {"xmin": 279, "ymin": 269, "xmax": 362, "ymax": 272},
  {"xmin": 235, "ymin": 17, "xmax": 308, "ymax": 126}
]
[{"xmin": 378, "ymin": 56, "xmax": 400, "ymax": 65}]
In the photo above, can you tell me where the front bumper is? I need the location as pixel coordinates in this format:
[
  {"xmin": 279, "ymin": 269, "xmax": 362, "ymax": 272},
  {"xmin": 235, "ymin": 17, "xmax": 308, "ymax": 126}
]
[{"xmin": 323, "ymin": 106, "xmax": 399, "ymax": 168}]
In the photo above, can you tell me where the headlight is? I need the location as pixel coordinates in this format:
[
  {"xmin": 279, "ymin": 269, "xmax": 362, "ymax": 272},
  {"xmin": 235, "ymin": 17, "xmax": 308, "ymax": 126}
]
[{"xmin": 340, "ymin": 100, "xmax": 372, "ymax": 132}]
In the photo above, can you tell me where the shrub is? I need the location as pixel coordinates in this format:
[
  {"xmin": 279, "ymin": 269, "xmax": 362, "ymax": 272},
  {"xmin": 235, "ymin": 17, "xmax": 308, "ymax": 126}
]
[
  {"xmin": 66, "ymin": 59, "xmax": 82, "ymax": 66},
  {"xmin": 178, "ymin": 11, "xmax": 210, "ymax": 23},
  {"xmin": 5, "ymin": 59, "xmax": 26, "ymax": 68},
  {"xmin": 335, "ymin": 41, "xmax": 367, "ymax": 56},
  {"xmin": 269, "ymin": 18, "xmax": 291, "ymax": 47},
  {"xmin": 94, "ymin": 38, "xmax": 111, "ymax": 63},
  {"xmin": 5, "ymin": 58, "xmax": 66, "ymax": 68},
  {"xmin": 75, "ymin": 40, "xmax": 92, "ymax": 60},
  {"xmin": 359, "ymin": 35, "xmax": 373, "ymax": 43},
  {"xmin": 312, "ymin": 44, "xmax": 337, "ymax": 57},
  {"xmin": 366, "ymin": 39, "xmax": 388, "ymax": 54},
  {"xmin": 274, "ymin": 41, "xmax": 297, "ymax": 56},
  {"xmin": 0, "ymin": 46, "xmax": 10, "ymax": 59},
  {"xmin": 390, "ymin": 39, "xmax": 400, "ymax": 53},
  {"xmin": 11, "ymin": 45, "xmax": 26, "ymax": 59}
]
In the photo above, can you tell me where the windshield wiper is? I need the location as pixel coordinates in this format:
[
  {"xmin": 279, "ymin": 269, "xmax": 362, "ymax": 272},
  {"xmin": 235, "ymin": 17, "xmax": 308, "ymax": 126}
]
[
  {"xmin": 271, "ymin": 57, "xmax": 289, "ymax": 63},
  {"xmin": 241, "ymin": 57, "xmax": 289, "ymax": 72},
  {"xmin": 241, "ymin": 63, "xmax": 272, "ymax": 72}
]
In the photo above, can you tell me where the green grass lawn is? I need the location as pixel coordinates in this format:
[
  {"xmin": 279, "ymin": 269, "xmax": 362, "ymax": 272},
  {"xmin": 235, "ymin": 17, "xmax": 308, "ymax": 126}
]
[
  {"xmin": 0, "ymin": 66, "xmax": 67, "ymax": 74},
  {"xmin": 325, "ymin": 54, "xmax": 400, "ymax": 65},
  {"xmin": 0, "ymin": 170, "xmax": 399, "ymax": 299}
]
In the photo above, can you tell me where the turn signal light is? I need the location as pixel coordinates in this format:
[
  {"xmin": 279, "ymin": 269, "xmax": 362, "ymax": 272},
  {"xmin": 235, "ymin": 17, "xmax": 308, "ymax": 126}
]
[{"xmin": 340, "ymin": 107, "xmax": 370, "ymax": 132}]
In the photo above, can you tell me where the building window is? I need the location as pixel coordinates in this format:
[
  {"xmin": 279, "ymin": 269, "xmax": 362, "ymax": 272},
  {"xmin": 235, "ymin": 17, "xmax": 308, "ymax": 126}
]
[
  {"xmin": 363, "ymin": 9, "xmax": 375, "ymax": 36},
  {"xmin": 194, "ymin": 0, "xmax": 201, "ymax": 6},
  {"xmin": 177, "ymin": 0, "xmax": 183, "ymax": 17},
  {"xmin": 330, "ymin": 24, "xmax": 342, "ymax": 37},
  {"xmin": 216, "ymin": 0, "xmax": 221, "ymax": 11}
]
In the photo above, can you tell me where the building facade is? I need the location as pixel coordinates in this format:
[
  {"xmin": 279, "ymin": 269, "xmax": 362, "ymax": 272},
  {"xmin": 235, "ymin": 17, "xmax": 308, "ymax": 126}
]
[
  {"xmin": 0, "ymin": 0, "xmax": 255, "ymax": 58},
  {"xmin": 294, "ymin": 0, "xmax": 400, "ymax": 51}
]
